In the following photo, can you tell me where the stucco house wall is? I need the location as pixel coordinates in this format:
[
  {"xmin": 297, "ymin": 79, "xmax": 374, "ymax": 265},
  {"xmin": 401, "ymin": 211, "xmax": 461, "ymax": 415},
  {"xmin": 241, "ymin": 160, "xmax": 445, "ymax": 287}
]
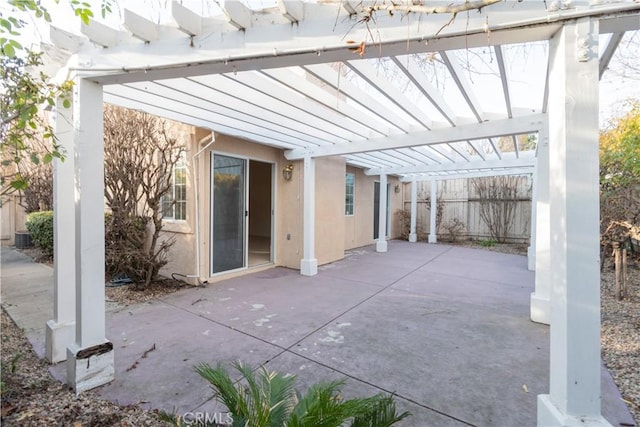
[
  {"xmin": 315, "ymin": 156, "xmax": 347, "ymax": 266},
  {"xmin": 344, "ymin": 165, "xmax": 403, "ymax": 251},
  {"xmin": 158, "ymin": 125, "xmax": 404, "ymax": 282}
]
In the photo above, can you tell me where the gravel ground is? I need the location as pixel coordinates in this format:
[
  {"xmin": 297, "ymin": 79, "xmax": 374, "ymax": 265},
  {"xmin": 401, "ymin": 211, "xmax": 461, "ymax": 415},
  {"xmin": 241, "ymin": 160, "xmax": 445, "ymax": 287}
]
[
  {"xmin": 1, "ymin": 309, "xmax": 164, "ymax": 426},
  {"xmin": 1, "ymin": 243, "xmax": 638, "ymax": 425},
  {"xmin": 600, "ymin": 257, "xmax": 640, "ymax": 422}
]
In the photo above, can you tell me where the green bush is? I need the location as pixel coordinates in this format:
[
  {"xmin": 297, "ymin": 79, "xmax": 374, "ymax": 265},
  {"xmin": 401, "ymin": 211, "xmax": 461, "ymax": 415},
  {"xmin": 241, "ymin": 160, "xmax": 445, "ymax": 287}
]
[
  {"xmin": 480, "ymin": 239, "xmax": 497, "ymax": 247},
  {"xmin": 25, "ymin": 211, "xmax": 54, "ymax": 257},
  {"xmin": 161, "ymin": 361, "xmax": 410, "ymax": 427}
]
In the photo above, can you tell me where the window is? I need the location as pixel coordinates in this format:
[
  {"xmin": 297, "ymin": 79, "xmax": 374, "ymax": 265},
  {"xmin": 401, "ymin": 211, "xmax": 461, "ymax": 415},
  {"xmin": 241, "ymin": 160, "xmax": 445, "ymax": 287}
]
[
  {"xmin": 345, "ymin": 172, "xmax": 355, "ymax": 216},
  {"xmin": 162, "ymin": 151, "xmax": 187, "ymax": 221}
]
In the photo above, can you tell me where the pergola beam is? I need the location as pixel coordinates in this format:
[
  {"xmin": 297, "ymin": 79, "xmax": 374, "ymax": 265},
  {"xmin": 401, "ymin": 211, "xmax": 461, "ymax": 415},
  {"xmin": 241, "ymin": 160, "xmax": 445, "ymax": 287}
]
[
  {"xmin": 75, "ymin": 3, "xmax": 640, "ymax": 86},
  {"xmin": 103, "ymin": 90, "xmax": 306, "ymax": 150},
  {"xmin": 222, "ymin": 71, "xmax": 367, "ymax": 141},
  {"xmin": 346, "ymin": 59, "xmax": 433, "ymax": 129},
  {"xmin": 123, "ymin": 9, "xmax": 160, "ymax": 42},
  {"xmin": 392, "ymin": 55, "xmax": 457, "ymax": 125},
  {"xmin": 278, "ymin": 0, "xmax": 304, "ymax": 22},
  {"xmin": 136, "ymin": 78, "xmax": 345, "ymax": 145},
  {"xmin": 599, "ymin": 32, "xmax": 625, "ymax": 78},
  {"xmin": 400, "ymin": 167, "xmax": 534, "ymax": 182},
  {"xmin": 285, "ymin": 114, "xmax": 545, "ymax": 159},
  {"xmin": 50, "ymin": 26, "xmax": 87, "ymax": 53},
  {"xmin": 80, "ymin": 19, "xmax": 122, "ymax": 48},
  {"xmin": 495, "ymin": 45, "xmax": 513, "ymax": 119},
  {"xmin": 369, "ymin": 156, "xmax": 534, "ymax": 176},
  {"xmin": 171, "ymin": 1, "xmax": 203, "ymax": 36},
  {"xmin": 440, "ymin": 51, "xmax": 485, "ymax": 122},
  {"xmin": 260, "ymin": 68, "xmax": 390, "ymax": 137},
  {"xmin": 303, "ymin": 63, "xmax": 418, "ymax": 133},
  {"xmin": 221, "ymin": 0, "xmax": 253, "ymax": 30}
]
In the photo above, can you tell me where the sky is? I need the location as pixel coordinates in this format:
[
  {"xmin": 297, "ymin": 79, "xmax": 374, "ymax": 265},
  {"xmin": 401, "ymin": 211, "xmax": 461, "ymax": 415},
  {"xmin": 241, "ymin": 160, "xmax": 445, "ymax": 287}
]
[{"xmin": 4, "ymin": 0, "xmax": 639, "ymax": 127}]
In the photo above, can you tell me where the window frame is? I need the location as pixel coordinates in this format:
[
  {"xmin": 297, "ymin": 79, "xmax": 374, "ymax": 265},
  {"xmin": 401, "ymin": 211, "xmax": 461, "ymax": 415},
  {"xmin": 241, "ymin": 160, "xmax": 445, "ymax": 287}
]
[
  {"xmin": 161, "ymin": 150, "xmax": 188, "ymax": 222},
  {"xmin": 345, "ymin": 172, "xmax": 355, "ymax": 216}
]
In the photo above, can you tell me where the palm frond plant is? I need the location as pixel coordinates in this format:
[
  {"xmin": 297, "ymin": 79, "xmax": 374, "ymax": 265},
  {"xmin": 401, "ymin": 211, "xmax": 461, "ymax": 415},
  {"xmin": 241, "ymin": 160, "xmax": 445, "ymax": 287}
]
[{"xmin": 160, "ymin": 361, "xmax": 410, "ymax": 427}]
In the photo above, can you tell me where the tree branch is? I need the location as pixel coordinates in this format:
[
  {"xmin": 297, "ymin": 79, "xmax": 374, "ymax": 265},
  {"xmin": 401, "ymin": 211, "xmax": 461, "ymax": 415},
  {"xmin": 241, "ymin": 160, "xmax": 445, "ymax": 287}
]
[{"xmin": 361, "ymin": 0, "xmax": 503, "ymax": 18}]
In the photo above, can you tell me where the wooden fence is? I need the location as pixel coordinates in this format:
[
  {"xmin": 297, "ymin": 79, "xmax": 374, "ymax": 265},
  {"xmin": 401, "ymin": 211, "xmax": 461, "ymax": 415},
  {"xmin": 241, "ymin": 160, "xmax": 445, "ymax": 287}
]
[{"xmin": 400, "ymin": 177, "xmax": 532, "ymax": 243}]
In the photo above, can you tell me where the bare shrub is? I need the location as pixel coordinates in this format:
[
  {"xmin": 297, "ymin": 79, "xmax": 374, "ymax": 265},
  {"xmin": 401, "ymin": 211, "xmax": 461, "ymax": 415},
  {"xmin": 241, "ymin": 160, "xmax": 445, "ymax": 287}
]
[
  {"xmin": 20, "ymin": 163, "xmax": 52, "ymax": 214},
  {"xmin": 395, "ymin": 208, "xmax": 426, "ymax": 241},
  {"xmin": 440, "ymin": 218, "xmax": 466, "ymax": 242},
  {"xmin": 104, "ymin": 105, "xmax": 185, "ymax": 289},
  {"xmin": 471, "ymin": 176, "xmax": 525, "ymax": 243},
  {"xmin": 600, "ymin": 185, "xmax": 640, "ymax": 258}
]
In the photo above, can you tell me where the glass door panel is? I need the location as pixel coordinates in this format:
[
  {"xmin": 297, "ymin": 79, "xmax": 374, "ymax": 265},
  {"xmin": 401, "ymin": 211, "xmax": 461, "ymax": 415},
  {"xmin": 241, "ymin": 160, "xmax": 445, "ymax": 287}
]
[{"xmin": 212, "ymin": 154, "xmax": 246, "ymax": 274}]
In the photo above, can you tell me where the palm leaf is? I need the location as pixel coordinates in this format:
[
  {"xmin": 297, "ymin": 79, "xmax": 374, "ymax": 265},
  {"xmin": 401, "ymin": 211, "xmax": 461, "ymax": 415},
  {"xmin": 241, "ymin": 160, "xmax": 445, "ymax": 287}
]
[
  {"xmin": 350, "ymin": 395, "xmax": 411, "ymax": 427},
  {"xmin": 194, "ymin": 362, "xmax": 410, "ymax": 427},
  {"xmin": 194, "ymin": 362, "xmax": 248, "ymax": 427},
  {"xmin": 288, "ymin": 380, "xmax": 352, "ymax": 427}
]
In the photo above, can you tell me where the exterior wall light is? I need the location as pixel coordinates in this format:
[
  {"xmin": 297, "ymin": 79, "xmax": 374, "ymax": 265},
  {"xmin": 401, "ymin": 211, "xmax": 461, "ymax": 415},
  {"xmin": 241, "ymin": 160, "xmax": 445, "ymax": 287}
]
[
  {"xmin": 395, "ymin": 184, "xmax": 401, "ymax": 193},
  {"xmin": 283, "ymin": 164, "xmax": 294, "ymax": 181}
]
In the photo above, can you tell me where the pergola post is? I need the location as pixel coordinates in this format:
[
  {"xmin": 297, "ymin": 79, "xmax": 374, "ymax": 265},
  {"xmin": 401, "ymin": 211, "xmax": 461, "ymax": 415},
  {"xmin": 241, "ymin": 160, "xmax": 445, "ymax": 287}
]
[
  {"xmin": 537, "ymin": 19, "xmax": 611, "ymax": 427},
  {"xmin": 527, "ymin": 163, "xmax": 537, "ymax": 271},
  {"xmin": 376, "ymin": 174, "xmax": 388, "ymax": 252},
  {"xmin": 300, "ymin": 156, "xmax": 318, "ymax": 276},
  {"xmin": 428, "ymin": 180, "xmax": 437, "ymax": 243},
  {"xmin": 530, "ymin": 124, "xmax": 550, "ymax": 325},
  {"xmin": 46, "ymin": 97, "xmax": 76, "ymax": 364},
  {"xmin": 409, "ymin": 180, "xmax": 418, "ymax": 243},
  {"xmin": 66, "ymin": 77, "xmax": 114, "ymax": 394}
]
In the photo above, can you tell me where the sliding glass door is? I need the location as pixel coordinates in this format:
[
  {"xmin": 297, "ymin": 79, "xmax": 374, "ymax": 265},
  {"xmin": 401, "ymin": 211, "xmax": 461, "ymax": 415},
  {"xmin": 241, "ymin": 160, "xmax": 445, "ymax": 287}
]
[{"xmin": 211, "ymin": 154, "xmax": 246, "ymax": 274}]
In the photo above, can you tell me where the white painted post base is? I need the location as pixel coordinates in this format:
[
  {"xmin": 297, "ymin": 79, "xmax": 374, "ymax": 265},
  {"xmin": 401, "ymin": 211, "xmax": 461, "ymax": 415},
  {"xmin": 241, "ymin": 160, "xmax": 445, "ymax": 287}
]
[
  {"xmin": 300, "ymin": 259, "xmax": 318, "ymax": 276},
  {"xmin": 67, "ymin": 342, "xmax": 114, "ymax": 394},
  {"xmin": 428, "ymin": 234, "xmax": 437, "ymax": 244},
  {"xmin": 530, "ymin": 293, "xmax": 550, "ymax": 325},
  {"xmin": 528, "ymin": 246, "xmax": 536, "ymax": 271},
  {"xmin": 538, "ymin": 395, "xmax": 612, "ymax": 427},
  {"xmin": 408, "ymin": 233, "xmax": 417, "ymax": 243},
  {"xmin": 376, "ymin": 240, "xmax": 388, "ymax": 252},
  {"xmin": 45, "ymin": 320, "xmax": 75, "ymax": 363}
]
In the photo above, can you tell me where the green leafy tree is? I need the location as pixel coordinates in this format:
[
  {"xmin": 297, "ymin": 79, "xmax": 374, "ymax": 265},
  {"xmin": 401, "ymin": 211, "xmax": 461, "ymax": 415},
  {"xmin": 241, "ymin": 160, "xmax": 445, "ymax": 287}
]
[
  {"xmin": 599, "ymin": 100, "xmax": 640, "ymax": 246},
  {"xmin": 161, "ymin": 362, "xmax": 410, "ymax": 427},
  {"xmin": 600, "ymin": 100, "xmax": 640, "ymax": 188},
  {"xmin": 0, "ymin": 51, "xmax": 69, "ymax": 193},
  {"xmin": 1, "ymin": 0, "xmax": 113, "ymax": 193}
]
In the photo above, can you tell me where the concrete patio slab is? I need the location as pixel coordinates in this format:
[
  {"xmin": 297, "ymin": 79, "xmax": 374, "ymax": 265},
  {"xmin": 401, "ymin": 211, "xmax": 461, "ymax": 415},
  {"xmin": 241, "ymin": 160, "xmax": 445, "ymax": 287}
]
[
  {"xmin": 391, "ymin": 271, "xmax": 533, "ymax": 315},
  {"xmin": 291, "ymin": 288, "xmax": 549, "ymax": 426},
  {"xmin": 97, "ymin": 300, "xmax": 290, "ymax": 414},
  {"xmin": 162, "ymin": 270, "xmax": 384, "ymax": 349},
  {"xmin": 1, "ymin": 242, "xmax": 635, "ymax": 427}
]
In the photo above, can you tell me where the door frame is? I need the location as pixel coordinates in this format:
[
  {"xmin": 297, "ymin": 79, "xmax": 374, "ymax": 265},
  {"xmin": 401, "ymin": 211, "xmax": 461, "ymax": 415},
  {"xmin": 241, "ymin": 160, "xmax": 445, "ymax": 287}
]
[{"xmin": 209, "ymin": 151, "xmax": 275, "ymax": 277}]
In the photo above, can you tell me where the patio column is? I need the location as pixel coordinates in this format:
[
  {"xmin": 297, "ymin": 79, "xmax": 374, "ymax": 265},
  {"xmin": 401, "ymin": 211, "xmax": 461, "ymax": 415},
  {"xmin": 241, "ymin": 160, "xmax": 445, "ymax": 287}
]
[
  {"xmin": 376, "ymin": 174, "xmax": 388, "ymax": 252},
  {"xmin": 300, "ymin": 156, "xmax": 318, "ymax": 276},
  {"xmin": 428, "ymin": 180, "xmax": 437, "ymax": 243},
  {"xmin": 530, "ymin": 124, "xmax": 550, "ymax": 325},
  {"xmin": 537, "ymin": 18, "xmax": 610, "ymax": 427},
  {"xmin": 409, "ymin": 180, "xmax": 418, "ymax": 243},
  {"xmin": 527, "ymin": 163, "xmax": 537, "ymax": 271},
  {"xmin": 46, "ymin": 97, "xmax": 76, "ymax": 364},
  {"xmin": 66, "ymin": 77, "xmax": 114, "ymax": 394}
]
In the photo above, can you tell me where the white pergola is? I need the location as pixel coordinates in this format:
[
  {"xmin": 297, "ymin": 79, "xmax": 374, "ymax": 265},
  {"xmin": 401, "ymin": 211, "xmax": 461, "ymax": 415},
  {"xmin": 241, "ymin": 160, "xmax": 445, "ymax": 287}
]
[{"xmin": 44, "ymin": 1, "xmax": 639, "ymax": 425}]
